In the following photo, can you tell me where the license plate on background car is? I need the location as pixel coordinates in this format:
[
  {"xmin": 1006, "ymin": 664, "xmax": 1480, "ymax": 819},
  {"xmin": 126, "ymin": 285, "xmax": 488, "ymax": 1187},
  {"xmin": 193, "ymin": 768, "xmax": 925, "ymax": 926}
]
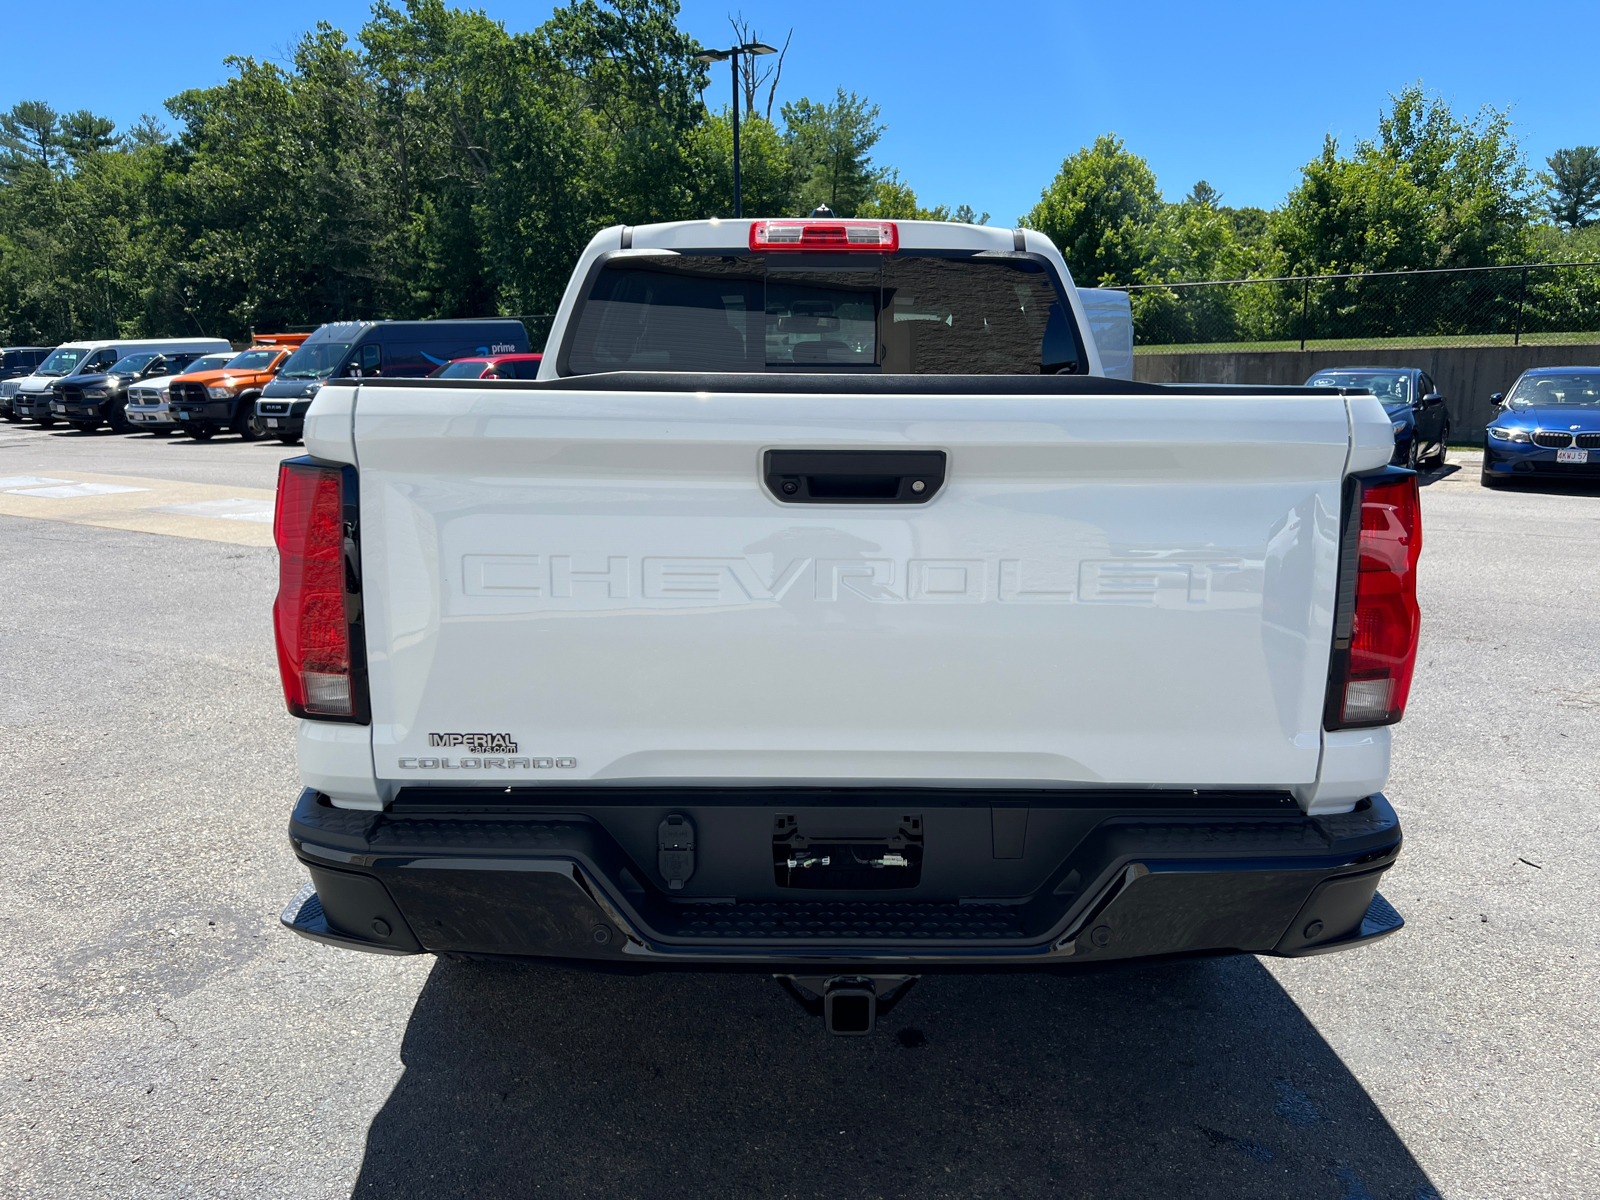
[
  {"xmin": 265, "ymin": 418, "xmax": 279, "ymax": 427},
  {"xmin": 1557, "ymin": 448, "xmax": 1588, "ymax": 464}
]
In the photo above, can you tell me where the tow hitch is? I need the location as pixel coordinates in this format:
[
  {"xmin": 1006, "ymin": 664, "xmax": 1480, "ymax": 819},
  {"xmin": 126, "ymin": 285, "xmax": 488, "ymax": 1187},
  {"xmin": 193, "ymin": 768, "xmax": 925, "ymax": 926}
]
[{"xmin": 776, "ymin": 974, "xmax": 919, "ymax": 1035}]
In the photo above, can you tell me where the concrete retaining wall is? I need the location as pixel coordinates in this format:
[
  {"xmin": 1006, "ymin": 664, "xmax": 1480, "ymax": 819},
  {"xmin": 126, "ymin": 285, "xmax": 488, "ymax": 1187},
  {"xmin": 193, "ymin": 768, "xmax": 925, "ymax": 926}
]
[{"xmin": 1133, "ymin": 343, "xmax": 1600, "ymax": 441}]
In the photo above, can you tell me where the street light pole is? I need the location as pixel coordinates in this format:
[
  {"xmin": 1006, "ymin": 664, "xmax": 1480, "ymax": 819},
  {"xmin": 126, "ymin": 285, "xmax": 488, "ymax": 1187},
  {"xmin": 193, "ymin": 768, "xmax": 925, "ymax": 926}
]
[
  {"xmin": 695, "ymin": 41, "xmax": 777, "ymax": 220},
  {"xmin": 730, "ymin": 50, "xmax": 741, "ymax": 220}
]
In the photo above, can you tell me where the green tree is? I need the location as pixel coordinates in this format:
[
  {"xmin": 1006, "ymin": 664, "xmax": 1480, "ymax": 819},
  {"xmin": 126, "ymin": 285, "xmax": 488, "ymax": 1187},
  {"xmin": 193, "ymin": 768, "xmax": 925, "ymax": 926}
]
[
  {"xmin": 59, "ymin": 110, "xmax": 120, "ymax": 160},
  {"xmin": 783, "ymin": 88, "xmax": 883, "ymax": 216},
  {"xmin": 0, "ymin": 101, "xmax": 61, "ymax": 178},
  {"xmin": 1272, "ymin": 86, "xmax": 1532, "ymax": 276},
  {"xmin": 688, "ymin": 111, "xmax": 797, "ymax": 217},
  {"xmin": 1541, "ymin": 146, "xmax": 1600, "ymax": 229},
  {"xmin": 1023, "ymin": 133, "xmax": 1163, "ymax": 286},
  {"xmin": 857, "ymin": 170, "xmax": 988, "ymax": 223},
  {"xmin": 1269, "ymin": 133, "xmax": 1431, "ymax": 276},
  {"xmin": 1374, "ymin": 84, "xmax": 1532, "ymax": 265}
]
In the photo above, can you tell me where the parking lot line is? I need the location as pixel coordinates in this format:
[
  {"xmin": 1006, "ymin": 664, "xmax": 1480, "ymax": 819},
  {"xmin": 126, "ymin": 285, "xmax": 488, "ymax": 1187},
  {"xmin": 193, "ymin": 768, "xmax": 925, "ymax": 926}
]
[{"xmin": 0, "ymin": 468, "xmax": 276, "ymax": 546}]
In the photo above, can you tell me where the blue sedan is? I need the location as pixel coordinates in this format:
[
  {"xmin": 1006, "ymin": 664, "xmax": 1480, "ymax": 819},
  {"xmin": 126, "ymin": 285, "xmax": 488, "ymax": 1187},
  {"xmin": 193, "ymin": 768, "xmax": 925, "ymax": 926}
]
[
  {"xmin": 1482, "ymin": 368, "xmax": 1600, "ymax": 487},
  {"xmin": 1305, "ymin": 366, "xmax": 1450, "ymax": 469}
]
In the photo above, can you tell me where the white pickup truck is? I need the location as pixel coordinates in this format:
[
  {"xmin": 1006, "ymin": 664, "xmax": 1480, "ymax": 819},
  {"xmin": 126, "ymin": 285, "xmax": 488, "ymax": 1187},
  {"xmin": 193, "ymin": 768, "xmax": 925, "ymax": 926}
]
[{"xmin": 277, "ymin": 217, "xmax": 1417, "ymax": 1034}]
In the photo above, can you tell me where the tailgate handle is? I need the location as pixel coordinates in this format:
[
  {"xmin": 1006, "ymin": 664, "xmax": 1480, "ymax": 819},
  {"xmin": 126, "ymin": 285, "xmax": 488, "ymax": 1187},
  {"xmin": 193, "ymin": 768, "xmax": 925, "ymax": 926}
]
[{"xmin": 764, "ymin": 450, "xmax": 946, "ymax": 504}]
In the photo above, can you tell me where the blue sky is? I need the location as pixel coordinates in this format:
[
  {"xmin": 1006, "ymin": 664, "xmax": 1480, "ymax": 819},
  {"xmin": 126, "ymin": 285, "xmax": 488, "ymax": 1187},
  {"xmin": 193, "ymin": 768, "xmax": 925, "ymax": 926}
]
[{"xmin": 6, "ymin": 0, "xmax": 1595, "ymax": 222}]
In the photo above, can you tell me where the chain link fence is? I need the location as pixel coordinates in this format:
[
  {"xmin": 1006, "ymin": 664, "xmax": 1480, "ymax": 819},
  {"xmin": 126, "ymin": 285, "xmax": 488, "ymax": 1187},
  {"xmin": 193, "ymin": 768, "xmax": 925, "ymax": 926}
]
[{"xmin": 1112, "ymin": 262, "xmax": 1600, "ymax": 353}]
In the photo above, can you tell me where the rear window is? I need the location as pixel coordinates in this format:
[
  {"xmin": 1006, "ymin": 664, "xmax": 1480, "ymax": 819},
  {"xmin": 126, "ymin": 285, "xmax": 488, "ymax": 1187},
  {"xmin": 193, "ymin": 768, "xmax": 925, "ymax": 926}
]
[{"xmin": 562, "ymin": 253, "xmax": 1086, "ymax": 376}]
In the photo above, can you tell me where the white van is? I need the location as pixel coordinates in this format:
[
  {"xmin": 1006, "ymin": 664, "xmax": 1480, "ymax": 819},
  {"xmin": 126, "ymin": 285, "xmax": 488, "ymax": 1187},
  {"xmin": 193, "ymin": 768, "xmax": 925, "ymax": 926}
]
[{"xmin": 9, "ymin": 338, "xmax": 233, "ymax": 426}]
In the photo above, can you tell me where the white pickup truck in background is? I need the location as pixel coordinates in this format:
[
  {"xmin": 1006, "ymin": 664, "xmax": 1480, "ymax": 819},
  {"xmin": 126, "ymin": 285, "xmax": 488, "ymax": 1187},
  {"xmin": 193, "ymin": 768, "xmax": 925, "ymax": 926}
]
[{"xmin": 276, "ymin": 216, "xmax": 1418, "ymax": 1034}]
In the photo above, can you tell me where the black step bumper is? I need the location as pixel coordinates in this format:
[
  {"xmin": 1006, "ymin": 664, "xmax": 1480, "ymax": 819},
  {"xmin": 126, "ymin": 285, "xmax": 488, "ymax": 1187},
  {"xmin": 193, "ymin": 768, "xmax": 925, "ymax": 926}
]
[{"xmin": 281, "ymin": 787, "xmax": 1404, "ymax": 969}]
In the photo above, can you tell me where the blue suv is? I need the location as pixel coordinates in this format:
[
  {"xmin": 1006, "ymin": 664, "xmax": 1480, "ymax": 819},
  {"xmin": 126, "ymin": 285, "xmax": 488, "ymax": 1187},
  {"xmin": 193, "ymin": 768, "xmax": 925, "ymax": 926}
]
[
  {"xmin": 1305, "ymin": 367, "xmax": 1449, "ymax": 469},
  {"xmin": 1482, "ymin": 367, "xmax": 1600, "ymax": 487}
]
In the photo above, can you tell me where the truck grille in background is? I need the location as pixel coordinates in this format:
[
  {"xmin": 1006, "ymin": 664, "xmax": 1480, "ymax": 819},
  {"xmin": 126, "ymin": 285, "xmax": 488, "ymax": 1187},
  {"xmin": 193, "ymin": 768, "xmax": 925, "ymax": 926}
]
[
  {"xmin": 1533, "ymin": 431, "xmax": 1574, "ymax": 448},
  {"xmin": 258, "ymin": 402, "xmax": 289, "ymax": 415},
  {"xmin": 171, "ymin": 382, "xmax": 209, "ymax": 405},
  {"xmin": 1576, "ymin": 433, "xmax": 1600, "ymax": 449},
  {"xmin": 58, "ymin": 386, "xmax": 85, "ymax": 404}
]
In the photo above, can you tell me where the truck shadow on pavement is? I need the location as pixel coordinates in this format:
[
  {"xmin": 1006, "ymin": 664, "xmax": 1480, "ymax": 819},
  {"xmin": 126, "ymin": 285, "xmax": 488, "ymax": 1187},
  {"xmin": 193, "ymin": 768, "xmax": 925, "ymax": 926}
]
[{"xmin": 351, "ymin": 954, "xmax": 1438, "ymax": 1200}]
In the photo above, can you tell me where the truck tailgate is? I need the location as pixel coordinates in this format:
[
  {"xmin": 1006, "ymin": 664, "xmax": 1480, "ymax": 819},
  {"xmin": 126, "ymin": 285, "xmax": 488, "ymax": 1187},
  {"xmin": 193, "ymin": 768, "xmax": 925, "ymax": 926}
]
[{"xmin": 353, "ymin": 382, "xmax": 1348, "ymax": 791}]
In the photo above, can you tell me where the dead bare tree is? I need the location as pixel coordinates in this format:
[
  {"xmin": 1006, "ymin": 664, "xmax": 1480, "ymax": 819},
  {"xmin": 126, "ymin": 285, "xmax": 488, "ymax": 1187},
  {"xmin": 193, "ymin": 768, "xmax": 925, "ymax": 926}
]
[{"xmin": 726, "ymin": 14, "xmax": 792, "ymax": 120}]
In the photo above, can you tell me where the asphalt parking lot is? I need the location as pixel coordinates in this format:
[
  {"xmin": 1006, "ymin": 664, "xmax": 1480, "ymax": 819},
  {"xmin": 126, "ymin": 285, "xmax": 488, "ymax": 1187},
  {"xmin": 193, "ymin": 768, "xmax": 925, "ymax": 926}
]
[{"xmin": 2, "ymin": 422, "xmax": 1596, "ymax": 1199}]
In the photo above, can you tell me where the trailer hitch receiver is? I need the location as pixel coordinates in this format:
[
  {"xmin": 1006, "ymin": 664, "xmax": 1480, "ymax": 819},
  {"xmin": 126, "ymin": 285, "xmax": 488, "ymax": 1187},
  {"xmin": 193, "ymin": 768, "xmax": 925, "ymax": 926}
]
[{"xmin": 775, "ymin": 974, "xmax": 919, "ymax": 1035}]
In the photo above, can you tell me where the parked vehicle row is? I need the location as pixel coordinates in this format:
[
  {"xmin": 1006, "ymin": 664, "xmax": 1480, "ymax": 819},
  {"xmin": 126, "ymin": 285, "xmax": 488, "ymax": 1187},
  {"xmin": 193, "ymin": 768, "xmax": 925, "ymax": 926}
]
[
  {"xmin": 5, "ymin": 339, "xmax": 232, "ymax": 426},
  {"xmin": 125, "ymin": 353, "xmax": 238, "ymax": 434},
  {"xmin": 1, "ymin": 320, "xmax": 535, "ymax": 443},
  {"xmin": 4, "ymin": 330, "xmax": 1597, "ymax": 497},
  {"xmin": 166, "ymin": 334, "xmax": 309, "ymax": 441}
]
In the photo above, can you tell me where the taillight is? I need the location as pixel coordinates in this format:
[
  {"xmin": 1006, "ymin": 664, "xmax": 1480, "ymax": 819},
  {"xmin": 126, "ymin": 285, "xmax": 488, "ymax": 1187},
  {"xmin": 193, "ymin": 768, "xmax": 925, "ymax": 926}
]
[
  {"xmin": 1326, "ymin": 471, "xmax": 1422, "ymax": 727},
  {"xmin": 749, "ymin": 219, "xmax": 898, "ymax": 252},
  {"xmin": 273, "ymin": 459, "xmax": 364, "ymax": 721}
]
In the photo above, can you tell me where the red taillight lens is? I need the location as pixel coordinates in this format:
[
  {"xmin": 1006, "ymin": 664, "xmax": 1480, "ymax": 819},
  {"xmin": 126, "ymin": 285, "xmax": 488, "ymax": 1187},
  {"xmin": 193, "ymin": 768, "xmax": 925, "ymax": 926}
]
[
  {"xmin": 749, "ymin": 220, "xmax": 899, "ymax": 252},
  {"xmin": 1333, "ymin": 473, "xmax": 1422, "ymax": 726},
  {"xmin": 273, "ymin": 460, "xmax": 354, "ymax": 718}
]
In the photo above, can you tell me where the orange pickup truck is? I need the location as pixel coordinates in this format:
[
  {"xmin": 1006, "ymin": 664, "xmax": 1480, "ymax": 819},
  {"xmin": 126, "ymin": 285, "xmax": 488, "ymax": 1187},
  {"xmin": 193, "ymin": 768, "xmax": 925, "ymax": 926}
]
[{"xmin": 167, "ymin": 333, "xmax": 309, "ymax": 441}]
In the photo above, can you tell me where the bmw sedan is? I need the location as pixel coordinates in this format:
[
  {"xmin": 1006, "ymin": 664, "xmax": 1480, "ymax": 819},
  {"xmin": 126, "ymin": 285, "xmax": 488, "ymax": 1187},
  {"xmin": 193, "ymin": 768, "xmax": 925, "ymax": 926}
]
[
  {"xmin": 1305, "ymin": 367, "xmax": 1449, "ymax": 469},
  {"xmin": 1482, "ymin": 368, "xmax": 1600, "ymax": 487}
]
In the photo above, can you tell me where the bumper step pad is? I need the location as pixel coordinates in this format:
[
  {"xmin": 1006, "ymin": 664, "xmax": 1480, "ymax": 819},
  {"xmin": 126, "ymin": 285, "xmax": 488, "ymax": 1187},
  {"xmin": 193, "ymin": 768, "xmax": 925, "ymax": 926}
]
[
  {"xmin": 280, "ymin": 880, "xmax": 421, "ymax": 956},
  {"xmin": 661, "ymin": 900, "xmax": 1028, "ymax": 941}
]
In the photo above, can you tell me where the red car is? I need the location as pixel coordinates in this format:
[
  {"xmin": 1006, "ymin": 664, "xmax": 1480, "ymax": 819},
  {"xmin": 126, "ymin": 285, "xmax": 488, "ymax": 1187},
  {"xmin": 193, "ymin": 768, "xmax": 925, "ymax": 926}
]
[{"xmin": 427, "ymin": 353, "xmax": 543, "ymax": 380}]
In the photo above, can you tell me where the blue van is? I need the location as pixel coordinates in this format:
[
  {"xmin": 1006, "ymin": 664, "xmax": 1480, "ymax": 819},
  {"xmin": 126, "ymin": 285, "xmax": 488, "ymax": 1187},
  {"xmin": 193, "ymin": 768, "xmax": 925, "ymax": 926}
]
[{"xmin": 254, "ymin": 319, "xmax": 529, "ymax": 444}]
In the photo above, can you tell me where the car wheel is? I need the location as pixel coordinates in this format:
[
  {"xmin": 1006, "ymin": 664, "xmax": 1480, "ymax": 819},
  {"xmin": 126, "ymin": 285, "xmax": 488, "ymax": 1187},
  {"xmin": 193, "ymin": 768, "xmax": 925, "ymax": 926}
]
[
  {"xmin": 1405, "ymin": 440, "xmax": 1419, "ymax": 471},
  {"xmin": 2, "ymin": 412, "xmax": 19, "ymax": 423},
  {"xmin": 187, "ymin": 425, "xmax": 215, "ymax": 441},
  {"xmin": 233, "ymin": 398, "xmax": 267, "ymax": 441},
  {"xmin": 277, "ymin": 435, "xmax": 300, "ymax": 446},
  {"xmin": 68, "ymin": 421, "xmax": 96, "ymax": 433},
  {"xmin": 36, "ymin": 417, "xmax": 56, "ymax": 428},
  {"xmin": 1426, "ymin": 423, "xmax": 1450, "ymax": 467},
  {"xmin": 1480, "ymin": 439, "xmax": 1506, "ymax": 487},
  {"xmin": 149, "ymin": 428, "xmax": 173, "ymax": 438}
]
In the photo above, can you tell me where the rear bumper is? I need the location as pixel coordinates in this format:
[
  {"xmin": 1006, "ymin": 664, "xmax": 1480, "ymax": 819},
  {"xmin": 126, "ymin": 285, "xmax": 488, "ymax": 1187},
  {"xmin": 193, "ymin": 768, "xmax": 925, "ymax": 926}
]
[{"xmin": 282, "ymin": 787, "xmax": 1404, "ymax": 969}]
